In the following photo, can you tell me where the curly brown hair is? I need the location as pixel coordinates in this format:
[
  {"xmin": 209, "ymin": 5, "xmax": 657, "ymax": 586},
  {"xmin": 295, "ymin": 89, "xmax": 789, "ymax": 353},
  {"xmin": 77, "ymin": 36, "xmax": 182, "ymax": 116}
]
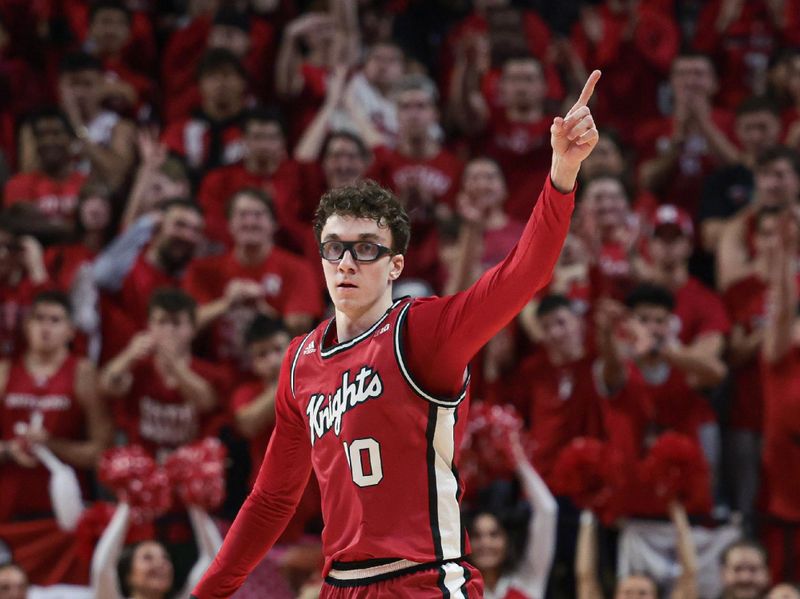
[{"xmin": 313, "ymin": 180, "xmax": 411, "ymax": 254}]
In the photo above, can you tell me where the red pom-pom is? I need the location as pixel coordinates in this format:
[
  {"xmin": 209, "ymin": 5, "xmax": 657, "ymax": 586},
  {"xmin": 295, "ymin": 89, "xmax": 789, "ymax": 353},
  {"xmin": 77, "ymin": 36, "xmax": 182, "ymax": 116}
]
[
  {"xmin": 641, "ymin": 432, "xmax": 711, "ymax": 513},
  {"xmin": 74, "ymin": 502, "xmax": 156, "ymax": 564},
  {"xmin": 460, "ymin": 403, "xmax": 524, "ymax": 493},
  {"xmin": 98, "ymin": 446, "xmax": 172, "ymax": 522},
  {"xmin": 165, "ymin": 437, "xmax": 227, "ymax": 511},
  {"xmin": 551, "ymin": 437, "xmax": 628, "ymax": 524}
]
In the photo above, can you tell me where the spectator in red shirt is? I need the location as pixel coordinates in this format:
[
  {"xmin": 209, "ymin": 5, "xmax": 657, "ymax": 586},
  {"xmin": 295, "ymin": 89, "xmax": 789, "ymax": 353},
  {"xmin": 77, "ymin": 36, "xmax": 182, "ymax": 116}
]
[
  {"xmin": 638, "ymin": 53, "xmax": 739, "ymax": 218},
  {"xmin": 51, "ymin": 52, "xmax": 137, "ymax": 191},
  {"xmin": 624, "ymin": 283, "xmax": 726, "ymax": 504},
  {"xmin": 0, "ymin": 290, "xmax": 112, "ymax": 522},
  {"xmin": 232, "ymin": 314, "xmax": 290, "ymax": 487},
  {"xmin": 0, "ymin": 217, "xmax": 49, "ymax": 358},
  {"xmin": 518, "ymin": 295, "xmax": 633, "ymax": 485},
  {"xmin": 100, "ymin": 198, "xmax": 204, "ymax": 358},
  {"xmin": 699, "ymin": 96, "xmax": 784, "ymax": 254},
  {"xmin": 198, "ymin": 107, "xmax": 302, "ymax": 251},
  {"xmin": 99, "ymin": 287, "xmax": 226, "ymax": 458},
  {"xmin": 571, "ymin": 0, "xmax": 679, "ymax": 142},
  {"xmin": 575, "ymin": 174, "xmax": 639, "ymax": 302},
  {"xmin": 694, "ymin": 0, "xmax": 800, "ymax": 111},
  {"xmin": 450, "ymin": 54, "xmax": 553, "ymax": 220},
  {"xmin": 184, "ymin": 188, "xmax": 321, "ymax": 371},
  {"xmin": 83, "ymin": 0, "xmax": 153, "ymax": 113},
  {"xmin": 761, "ymin": 214, "xmax": 800, "ymax": 581},
  {"xmin": 717, "ymin": 146, "xmax": 800, "ymax": 292},
  {"xmin": 162, "ymin": 8, "xmax": 274, "ymax": 123},
  {"xmin": 4, "ymin": 108, "xmax": 85, "ymax": 230},
  {"xmin": 162, "ymin": 49, "xmax": 248, "ymax": 181},
  {"xmin": 45, "ymin": 182, "xmax": 113, "ymax": 292},
  {"xmin": 368, "ymin": 74, "xmax": 463, "ymax": 289}
]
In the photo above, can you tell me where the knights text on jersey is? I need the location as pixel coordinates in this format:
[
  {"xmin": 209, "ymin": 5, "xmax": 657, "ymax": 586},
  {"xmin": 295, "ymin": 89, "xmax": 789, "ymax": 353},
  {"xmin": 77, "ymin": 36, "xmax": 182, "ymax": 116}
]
[{"xmin": 289, "ymin": 298, "xmax": 471, "ymax": 580}]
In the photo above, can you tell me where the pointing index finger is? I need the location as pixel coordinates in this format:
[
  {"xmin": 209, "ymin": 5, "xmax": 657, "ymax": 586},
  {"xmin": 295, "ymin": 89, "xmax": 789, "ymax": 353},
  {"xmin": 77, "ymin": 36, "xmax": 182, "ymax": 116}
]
[{"xmin": 570, "ymin": 69, "xmax": 601, "ymax": 114}]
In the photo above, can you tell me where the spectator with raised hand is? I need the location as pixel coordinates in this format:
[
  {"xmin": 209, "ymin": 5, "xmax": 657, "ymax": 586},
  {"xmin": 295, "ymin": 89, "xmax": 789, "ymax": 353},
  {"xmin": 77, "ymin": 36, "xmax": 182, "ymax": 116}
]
[
  {"xmin": 161, "ymin": 49, "xmax": 248, "ymax": 181},
  {"xmin": 760, "ymin": 208, "xmax": 800, "ymax": 581},
  {"xmin": 184, "ymin": 188, "xmax": 321, "ymax": 371},
  {"xmin": 698, "ymin": 96, "xmax": 784, "ymax": 254},
  {"xmin": 576, "ymin": 502, "xmax": 698, "ymax": 599},
  {"xmin": 716, "ymin": 146, "xmax": 800, "ymax": 292},
  {"xmin": 468, "ymin": 432, "xmax": 557, "ymax": 599},
  {"xmin": 0, "ymin": 217, "xmax": 49, "ymax": 358},
  {"xmin": 623, "ymin": 283, "xmax": 725, "ymax": 499},
  {"xmin": 97, "ymin": 198, "xmax": 204, "ymax": 359},
  {"xmin": 0, "ymin": 291, "xmax": 112, "ymax": 522},
  {"xmin": 122, "ymin": 128, "xmax": 191, "ymax": 230},
  {"xmin": 450, "ymin": 51, "xmax": 553, "ymax": 220},
  {"xmin": 443, "ymin": 158, "xmax": 525, "ymax": 295},
  {"xmin": 637, "ymin": 53, "xmax": 738, "ymax": 218},
  {"xmin": 4, "ymin": 108, "xmax": 86, "ymax": 231},
  {"xmin": 55, "ymin": 52, "xmax": 137, "ymax": 191},
  {"xmin": 98, "ymin": 288, "xmax": 227, "ymax": 458}
]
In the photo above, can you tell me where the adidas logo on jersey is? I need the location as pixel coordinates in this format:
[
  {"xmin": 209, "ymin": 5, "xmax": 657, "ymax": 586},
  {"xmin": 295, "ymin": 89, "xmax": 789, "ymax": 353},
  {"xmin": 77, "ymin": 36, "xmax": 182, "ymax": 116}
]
[
  {"xmin": 304, "ymin": 340, "xmax": 316, "ymax": 355},
  {"xmin": 306, "ymin": 366, "xmax": 384, "ymax": 445}
]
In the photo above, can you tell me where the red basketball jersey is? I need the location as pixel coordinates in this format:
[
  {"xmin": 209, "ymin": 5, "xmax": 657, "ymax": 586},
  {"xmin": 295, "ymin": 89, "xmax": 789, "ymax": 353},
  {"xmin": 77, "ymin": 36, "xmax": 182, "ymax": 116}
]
[
  {"xmin": 289, "ymin": 298, "xmax": 470, "ymax": 571},
  {"xmin": 0, "ymin": 354, "xmax": 84, "ymax": 520}
]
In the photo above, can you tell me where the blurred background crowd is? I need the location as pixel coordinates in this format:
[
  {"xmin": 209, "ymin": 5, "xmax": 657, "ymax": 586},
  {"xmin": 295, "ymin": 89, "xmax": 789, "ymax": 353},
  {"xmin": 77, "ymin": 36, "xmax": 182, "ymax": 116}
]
[{"xmin": 1, "ymin": 0, "xmax": 800, "ymax": 598}]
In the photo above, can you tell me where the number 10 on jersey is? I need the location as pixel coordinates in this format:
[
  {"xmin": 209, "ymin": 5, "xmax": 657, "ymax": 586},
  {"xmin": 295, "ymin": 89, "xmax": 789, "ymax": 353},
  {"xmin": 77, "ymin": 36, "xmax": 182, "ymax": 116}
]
[{"xmin": 343, "ymin": 438, "xmax": 383, "ymax": 487}]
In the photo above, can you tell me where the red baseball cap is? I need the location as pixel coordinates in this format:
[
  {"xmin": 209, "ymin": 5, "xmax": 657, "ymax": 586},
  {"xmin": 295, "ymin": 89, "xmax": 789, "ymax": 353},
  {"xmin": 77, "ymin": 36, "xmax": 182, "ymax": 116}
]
[{"xmin": 650, "ymin": 204, "xmax": 693, "ymax": 238}]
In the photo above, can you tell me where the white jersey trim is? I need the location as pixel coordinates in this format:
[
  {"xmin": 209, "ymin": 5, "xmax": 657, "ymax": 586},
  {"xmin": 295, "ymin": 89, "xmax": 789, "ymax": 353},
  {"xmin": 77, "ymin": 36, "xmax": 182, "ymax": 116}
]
[
  {"xmin": 430, "ymin": 405, "xmax": 463, "ymax": 561},
  {"xmin": 394, "ymin": 301, "xmax": 469, "ymax": 407},
  {"xmin": 290, "ymin": 331, "xmax": 316, "ymax": 398}
]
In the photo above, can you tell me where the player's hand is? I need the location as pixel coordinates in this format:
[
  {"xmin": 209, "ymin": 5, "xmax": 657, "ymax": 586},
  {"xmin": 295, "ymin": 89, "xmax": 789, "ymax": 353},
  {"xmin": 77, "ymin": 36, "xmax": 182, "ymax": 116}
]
[{"xmin": 550, "ymin": 70, "xmax": 601, "ymax": 192}]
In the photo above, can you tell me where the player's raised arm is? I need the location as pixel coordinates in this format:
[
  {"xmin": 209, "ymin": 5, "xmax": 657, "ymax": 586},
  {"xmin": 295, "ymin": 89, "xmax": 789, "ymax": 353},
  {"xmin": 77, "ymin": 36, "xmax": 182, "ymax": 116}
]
[
  {"xmin": 550, "ymin": 70, "xmax": 601, "ymax": 192},
  {"xmin": 404, "ymin": 71, "xmax": 602, "ymax": 397}
]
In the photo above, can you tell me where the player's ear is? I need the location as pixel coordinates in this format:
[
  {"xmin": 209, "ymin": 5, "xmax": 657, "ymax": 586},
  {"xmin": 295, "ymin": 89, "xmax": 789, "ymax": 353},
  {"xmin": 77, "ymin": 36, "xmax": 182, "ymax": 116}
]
[{"xmin": 389, "ymin": 254, "xmax": 404, "ymax": 280}]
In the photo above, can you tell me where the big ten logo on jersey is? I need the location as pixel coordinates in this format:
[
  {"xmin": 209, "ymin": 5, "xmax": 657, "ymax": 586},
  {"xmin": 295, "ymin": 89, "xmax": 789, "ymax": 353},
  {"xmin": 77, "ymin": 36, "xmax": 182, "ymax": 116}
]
[
  {"xmin": 306, "ymin": 366, "xmax": 384, "ymax": 446},
  {"xmin": 261, "ymin": 273, "xmax": 282, "ymax": 297},
  {"xmin": 374, "ymin": 323, "xmax": 391, "ymax": 337}
]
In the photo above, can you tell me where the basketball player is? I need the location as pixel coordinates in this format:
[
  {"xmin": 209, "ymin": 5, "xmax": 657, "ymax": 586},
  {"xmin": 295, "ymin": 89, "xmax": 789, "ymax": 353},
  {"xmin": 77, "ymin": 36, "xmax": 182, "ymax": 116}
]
[{"xmin": 192, "ymin": 70, "xmax": 602, "ymax": 599}]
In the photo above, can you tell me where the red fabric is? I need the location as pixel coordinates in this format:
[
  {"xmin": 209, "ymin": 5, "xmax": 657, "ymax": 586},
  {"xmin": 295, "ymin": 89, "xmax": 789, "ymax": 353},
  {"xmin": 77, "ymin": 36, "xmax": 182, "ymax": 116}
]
[
  {"xmin": 571, "ymin": 4, "xmax": 679, "ymax": 141},
  {"xmin": 118, "ymin": 356, "xmax": 231, "ymax": 457},
  {"xmin": 318, "ymin": 561, "xmax": 483, "ymax": 598},
  {"xmin": 231, "ymin": 380, "xmax": 274, "ymax": 486},
  {"xmin": 634, "ymin": 109, "xmax": 735, "ymax": 217},
  {"xmin": 0, "ymin": 355, "xmax": 84, "ymax": 521},
  {"xmin": 516, "ymin": 352, "xmax": 605, "ymax": 484},
  {"xmin": 481, "ymin": 108, "xmax": 553, "ymax": 221},
  {"xmin": 287, "ymin": 62, "xmax": 329, "ymax": 144},
  {"xmin": 0, "ymin": 277, "xmax": 45, "ymax": 358},
  {"xmin": 640, "ymin": 365, "xmax": 716, "ymax": 436},
  {"xmin": 197, "ymin": 161, "xmax": 303, "ymax": 248},
  {"xmin": 191, "ymin": 178, "xmax": 574, "ymax": 597},
  {"xmin": 161, "ymin": 115, "xmax": 244, "ymax": 173},
  {"xmin": 723, "ymin": 275, "xmax": 769, "ymax": 432},
  {"xmin": 761, "ymin": 519, "xmax": 800, "ymax": 582},
  {"xmin": 761, "ymin": 348, "xmax": 800, "ymax": 522},
  {"xmin": 0, "ymin": 518, "xmax": 88, "ymax": 585},
  {"xmin": 588, "ymin": 240, "xmax": 635, "ymax": 303},
  {"xmin": 45, "ymin": 243, "xmax": 96, "ymax": 291},
  {"xmin": 673, "ymin": 276, "xmax": 731, "ymax": 344},
  {"xmin": 599, "ymin": 365, "xmax": 654, "ymax": 462},
  {"xmin": 3, "ymin": 171, "xmax": 87, "ymax": 225},
  {"xmin": 184, "ymin": 248, "xmax": 322, "ymax": 368},
  {"xmin": 693, "ymin": 0, "xmax": 800, "ymax": 110}
]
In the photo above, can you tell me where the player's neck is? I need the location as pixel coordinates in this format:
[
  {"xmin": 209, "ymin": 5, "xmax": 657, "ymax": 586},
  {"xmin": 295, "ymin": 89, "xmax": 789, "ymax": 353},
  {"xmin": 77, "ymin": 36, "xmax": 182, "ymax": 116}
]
[{"xmin": 333, "ymin": 293, "xmax": 394, "ymax": 343}]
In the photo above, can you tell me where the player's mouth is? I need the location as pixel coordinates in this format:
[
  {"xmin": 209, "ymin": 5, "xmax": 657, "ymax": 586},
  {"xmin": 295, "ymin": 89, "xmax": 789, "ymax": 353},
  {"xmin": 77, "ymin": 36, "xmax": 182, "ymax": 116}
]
[{"xmin": 338, "ymin": 282, "xmax": 358, "ymax": 288}]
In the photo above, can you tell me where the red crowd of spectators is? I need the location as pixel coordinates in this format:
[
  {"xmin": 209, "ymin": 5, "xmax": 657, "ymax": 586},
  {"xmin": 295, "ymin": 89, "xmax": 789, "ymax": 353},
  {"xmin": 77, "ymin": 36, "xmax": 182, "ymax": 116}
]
[{"xmin": 1, "ymin": 0, "xmax": 800, "ymax": 598}]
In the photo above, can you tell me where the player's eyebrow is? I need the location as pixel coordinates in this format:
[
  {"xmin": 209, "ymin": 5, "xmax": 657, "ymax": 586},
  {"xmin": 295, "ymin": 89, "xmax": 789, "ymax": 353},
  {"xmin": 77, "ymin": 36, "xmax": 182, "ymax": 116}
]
[{"xmin": 322, "ymin": 233, "xmax": 383, "ymax": 242}]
